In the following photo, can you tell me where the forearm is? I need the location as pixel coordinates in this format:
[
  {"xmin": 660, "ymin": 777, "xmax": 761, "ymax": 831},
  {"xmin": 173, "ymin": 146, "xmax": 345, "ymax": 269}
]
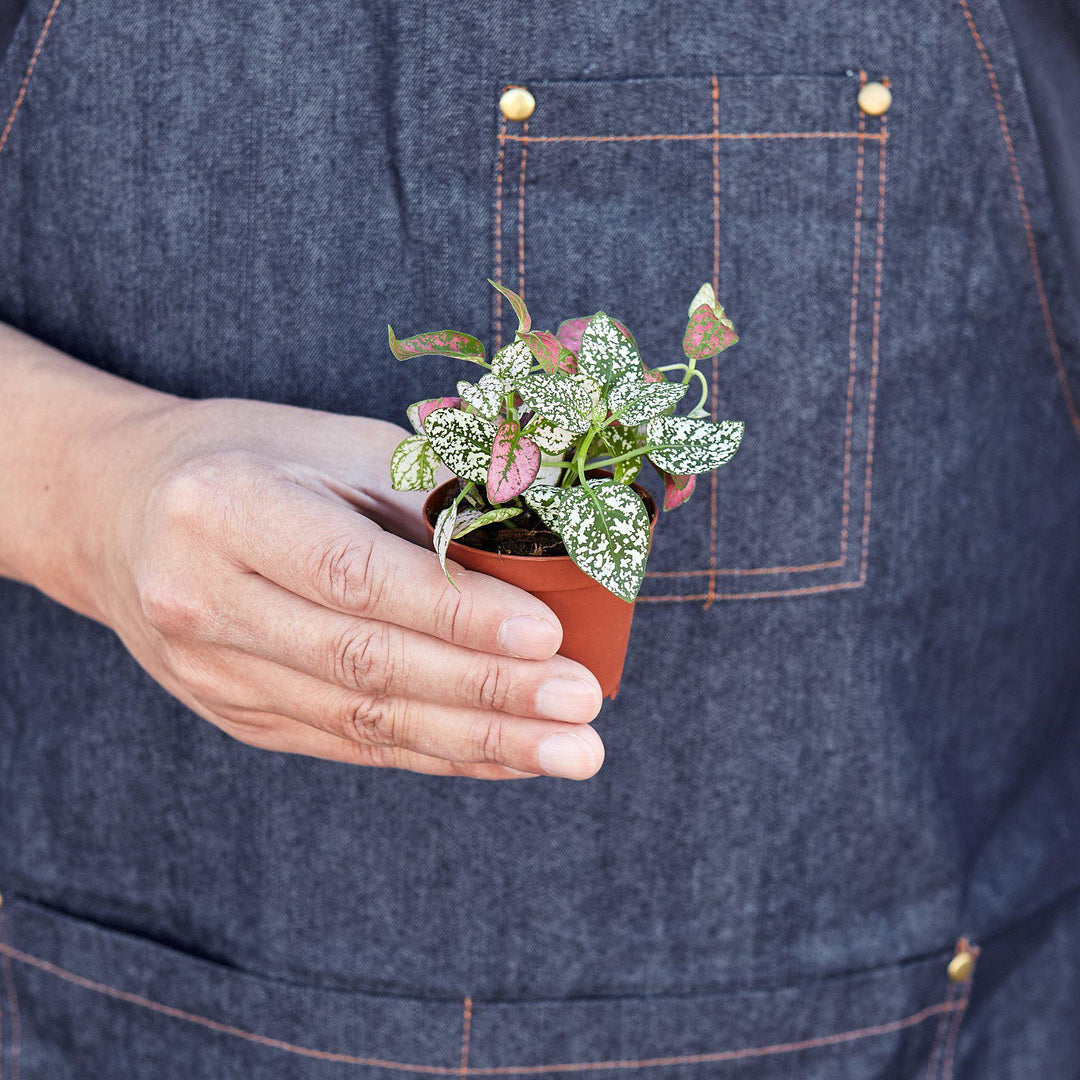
[{"xmin": 0, "ymin": 322, "xmax": 175, "ymax": 616}]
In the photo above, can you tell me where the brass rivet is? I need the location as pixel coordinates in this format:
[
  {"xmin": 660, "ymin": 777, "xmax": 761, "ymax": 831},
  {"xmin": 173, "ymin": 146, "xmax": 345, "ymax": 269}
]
[
  {"xmin": 858, "ymin": 81, "xmax": 892, "ymax": 117},
  {"xmin": 500, "ymin": 86, "xmax": 536, "ymax": 122},
  {"xmin": 947, "ymin": 949, "xmax": 976, "ymax": 983}
]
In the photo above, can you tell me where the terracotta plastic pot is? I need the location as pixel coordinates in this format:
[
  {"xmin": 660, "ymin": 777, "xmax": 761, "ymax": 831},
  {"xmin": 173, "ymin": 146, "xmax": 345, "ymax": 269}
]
[{"xmin": 423, "ymin": 478, "xmax": 657, "ymax": 699}]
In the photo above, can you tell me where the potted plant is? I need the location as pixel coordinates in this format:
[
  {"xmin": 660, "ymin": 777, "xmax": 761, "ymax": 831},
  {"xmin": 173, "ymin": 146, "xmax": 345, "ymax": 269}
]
[{"xmin": 387, "ymin": 280, "xmax": 744, "ymax": 697}]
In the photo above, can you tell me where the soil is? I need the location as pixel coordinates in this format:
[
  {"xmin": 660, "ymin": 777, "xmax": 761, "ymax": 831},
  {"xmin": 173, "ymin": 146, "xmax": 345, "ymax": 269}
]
[{"xmin": 432, "ymin": 482, "xmax": 568, "ymax": 557}]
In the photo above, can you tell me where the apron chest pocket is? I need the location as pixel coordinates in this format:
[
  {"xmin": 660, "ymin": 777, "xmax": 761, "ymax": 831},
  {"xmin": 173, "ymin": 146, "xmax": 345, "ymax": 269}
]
[{"xmin": 491, "ymin": 71, "xmax": 888, "ymax": 602}]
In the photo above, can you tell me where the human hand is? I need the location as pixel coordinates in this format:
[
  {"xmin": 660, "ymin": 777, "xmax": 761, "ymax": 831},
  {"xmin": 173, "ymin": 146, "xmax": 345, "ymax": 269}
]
[{"xmin": 74, "ymin": 397, "xmax": 606, "ymax": 779}]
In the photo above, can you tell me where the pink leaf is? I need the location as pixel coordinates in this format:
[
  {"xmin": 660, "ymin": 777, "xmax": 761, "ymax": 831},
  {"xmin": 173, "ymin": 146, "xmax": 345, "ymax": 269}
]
[
  {"xmin": 556, "ymin": 315, "xmax": 633, "ymax": 355},
  {"xmin": 417, "ymin": 396, "xmax": 462, "ymax": 430},
  {"xmin": 488, "ymin": 279, "xmax": 532, "ymax": 333},
  {"xmin": 643, "ymin": 366, "xmax": 665, "ymax": 383},
  {"xmin": 487, "ymin": 420, "xmax": 541, "ymax": 503},
  {"xmin": 519, "ymin": 330, "xmax": 578, "ymax": 374},
  {"xmin": 662, "ymin": 472, "xmax": 697, "ymax": 511},
  {"xmin": 388, "ymin": 327, "xmax": 486, "ymax": 362},
  {"xmin": 682, "ymin": 306, "xmax": 738, "ymax": 360}
]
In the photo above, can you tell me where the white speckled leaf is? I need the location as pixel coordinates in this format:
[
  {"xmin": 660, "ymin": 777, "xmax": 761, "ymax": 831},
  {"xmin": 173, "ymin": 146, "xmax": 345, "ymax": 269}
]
[
  {"xmin": 390, "ymin": 435, "xmax": 440, "ymax": 491},
  {"xmin": 424, "ymin": 408, "xmax": 497, "ymax": 484},
  {"xmin": 515, "ymin": 372, "xmax": 595, "ymax": 435},
  {"xmin": 452, "ymin": 506, "xmax": 522, "ymax": 539},
  {"xmin": 527, "ymin": 416, "xmax": 575, "ymax": 454},
  {"xmin": 523, "ymin": 479, "xmax": 650, "ymax": 602},
  {"xmin": 607, "ymin": 377, "xmax": 688, "ymax": 425},
  {"xmin": 578, "ymin": 312, "xmax": 642, "ymax": 389},
  {"xmin": 646, "ymin": 416, "xmax": 744, "ymax": 475},
  {"xmin": 433, "ymin": 502, "xmax": 458, "ymax": 583},
  {"xmin": 491, "ymin": 340, "xmax": 533, "ymax": 381},
  {"xmin": 457, "ymin": 373, "xmax": 505, "ymax": 419}
]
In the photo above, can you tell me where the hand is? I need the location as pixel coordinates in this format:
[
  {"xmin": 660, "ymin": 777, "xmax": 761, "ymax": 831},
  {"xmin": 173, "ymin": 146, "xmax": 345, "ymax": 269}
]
[{"xmin": 70, "ymin": 397, "xmax": 607, "ymax": 780}]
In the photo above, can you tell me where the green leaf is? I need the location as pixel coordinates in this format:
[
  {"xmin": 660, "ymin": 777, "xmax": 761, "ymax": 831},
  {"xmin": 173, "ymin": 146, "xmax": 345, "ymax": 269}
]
[
  {"xmin": 526, "ymin": 416, "xmax": 575, "ymax": 454},
  {"xmin": 487, "ymin": 279, "xmax": 531, "ymax": 333},
  {"xmin": 457, "ymin": 373, "xmax": 504, "ymax": 419},
  {"xmin": 598, "ymin": 423, "xmax": 643, "ymax": 484},
  {"xmin": 491, "ymin": 339, "xmax": 533, "ymax": 381},
  {"xmin": 578, "ymin": 312, "xmax": 642, "ymax": 389},
  {"xmin": 423, "ymin": 408, "xmax": 497, "ymax": 484},
  {"xmin": 523, "ymin": 479, "xmax": 651, "ymax": 602},
  {"xmin": 607, "ymin": 377, "xmax": 688, "ymax": 425},
  {"xmin": 646, "ymin": 415, "xmax": 744, "ymax": 475},
  {"xmin": 518, "ymin": 330, "xmax": 578, "ymax": 374},
  {"xmin": 452, "ymin": 506, "xmax": 522, "ymax": 539},
  {"xmin": 515, "ymin": 372, "xmax": 597, "ymax": 435},
  {"xmin": 433, "ymin": 502, "xmax": 458, "ymax": 584},
  {"xmin": 388, "ymin": 326, "xmax": 486, "ymax": 363},
  {"xmin": 390, "ymin": 435, "xmax": 440, "ymax": 491}
]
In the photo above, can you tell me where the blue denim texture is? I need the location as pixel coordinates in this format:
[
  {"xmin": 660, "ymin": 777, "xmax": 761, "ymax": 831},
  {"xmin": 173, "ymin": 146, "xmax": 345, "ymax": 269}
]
[{"xmin": 0, "ymin": 0, "xmax": 1078, "ymax": 1076}]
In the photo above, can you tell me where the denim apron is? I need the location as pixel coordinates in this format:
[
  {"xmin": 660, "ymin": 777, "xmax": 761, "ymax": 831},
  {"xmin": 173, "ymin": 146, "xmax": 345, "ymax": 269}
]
[{"xmin": 1, "ymin": 1, "xmax": 1079, "ymax": 1076}]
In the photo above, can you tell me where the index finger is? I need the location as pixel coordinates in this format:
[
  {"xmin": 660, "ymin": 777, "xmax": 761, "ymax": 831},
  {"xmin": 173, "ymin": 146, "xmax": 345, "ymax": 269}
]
[{"xmin": 231, "ymin": 477, "xmax": 564, "ymax": 659}]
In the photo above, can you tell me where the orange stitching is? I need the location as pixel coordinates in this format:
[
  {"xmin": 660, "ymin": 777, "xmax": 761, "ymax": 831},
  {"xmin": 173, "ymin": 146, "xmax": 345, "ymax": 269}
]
[
  {"xmin": 460, "ymin": 996, "xmax": 473, "ymax": 1075},
  {"xmin": 923, "ymin": 983, "xmax": 958, "ymax": 1080},
  {"xmin": 518, "ymin": 123, "xmax": 528, "ymax": 298},
  {"xmin": 0, "ymin": 0, "xmax": 64, "ymax": 157},
  {"xmin": 839, "ymin": 78, "xmax": 867, "ymax": 564},
  {"xmin": 493, "ymin": 119, "xmax": 507, "ymax": 345},
  {"xmin": 0, "ymin": 912, "xmax": 21, "ymax": 1080},
  {"xmin": 706, "ymin": 75, "xmax": 721, "ymax": 608},
  {"xmin": 957, "ymin": 0, "xmax": 1080, "ymax": 440},
  {"xmin": 639, "ymin": 579, "xmax": 868, "ymax": 603},
  {"xmin": 858, "ymin": 114, "xmax": 887, "ymax": 584},
  {"xmin": 0, "ymin": 941, "xmax": 960, "ymax": 1075},
  {"xmin": 647, "ymin": 559, "xmax": 844, "ymax": 579},
  {"xmin": 501, "ymin": 131, "xmax": 885, "ymax": 145}
]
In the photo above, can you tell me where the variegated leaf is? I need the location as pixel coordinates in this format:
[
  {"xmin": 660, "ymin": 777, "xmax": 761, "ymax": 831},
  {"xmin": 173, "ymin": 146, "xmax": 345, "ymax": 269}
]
[
  {"xmin": 452, "ymin": 506, "xmax": 523, "ymax": 539},
  {"xmin": 607, "ymin": 377, "xmax": 688, "ymax": 425},
  {"xmin": 598, "ymin": 423, "xmax": 644, "ymax": 484},
  {"xmin": 682, "ymin": 305, "xmax": 738, "ymax": 360},
  {"xmin": 390, "ymin": 435, "xmax": 440, "ymax": 491},
  {"xmin": 524, "ymin": 479, "xmax": 651, "ymax": 602},
  {"xmin": 527, "ymin": 416, "xmax": 575, "ymax": 454},
  {"xmin": 534, "ymin": 461, "xmax": 564, "ymax": 486},
  {"xmin": 662, "ymin": 471, "xmax": 697, "ymax": 510},
  {"xmin": 488, "ymin": 279, "xmax": 531, "ymax": 333},
  {"xmin": 407, "ymin": 396, "xmax": 462, "ymax": 433},
  {"xmin": 556, "ymin": 315, "xmax": 635, "ymax": 355},
  {"xmin": 487, "ymin": 420, "xmax": 541, "ymax": 503},
  {"xmin": 646, "ymin": 415, "xmax": 744, "ymax": 475},
  {"xmin": 457, "ymin": 373, "xmax": 504, "ymax": 419},
  {"xmin": 388, "ymin": 326, "xmax": 486, "ymax": 363},
  {"xmin": 433, "ymin": 502, "xmax": 458, "ymax": 582},
  {"xmin": 687, "ymin": 282, "xmax": 736, "ymax": 327},
  {"xmin": 491, "ymin": 339, "xmax": 534, "ymax": 380},
  {"xmin": 424, "ymin": 408, "xmax": 497, "ymax": 484},
  {"xmin": 578, "ymin": 312, "xmax": 643, "ymax": 389},
  {"xmin": 515, "ymin": 372, "xmax": 596, "ymax": 435},
  {"xmin": 519, "ymin": 330, "xmax": 578, "ymax": 374}
]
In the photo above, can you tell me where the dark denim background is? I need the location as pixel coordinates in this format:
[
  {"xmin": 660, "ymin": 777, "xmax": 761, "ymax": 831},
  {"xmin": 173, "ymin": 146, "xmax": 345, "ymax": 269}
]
[{"xmin": 0, "ymin": 0, "xmax": 1078, "ymax": 1076}]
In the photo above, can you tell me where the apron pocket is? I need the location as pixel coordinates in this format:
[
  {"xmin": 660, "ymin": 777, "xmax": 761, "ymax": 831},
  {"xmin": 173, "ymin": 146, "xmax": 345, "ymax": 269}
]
[
  {"xmin": 1, "ymin": 892, "xmax": 971, "ymax": 1079},
  {"xmin": 491, "ymin": 72, "xmax": 888, "ymax": 602}
]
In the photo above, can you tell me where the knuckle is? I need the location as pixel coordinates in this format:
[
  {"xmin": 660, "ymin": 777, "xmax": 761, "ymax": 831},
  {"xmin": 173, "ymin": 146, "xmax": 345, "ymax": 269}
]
[
  {"xmin": 314, "ymin": 537, "xmax": 382, "ymax": 612},
  {"xmin": 137, "ymin": 571, "xmax": 210, "ymax": 638},
  {"xmin": 473, "ymin": 656, "xmax": 511, "ymax": 712},
  {"xmin": 345, "ymin": 694, "xmax": 396, "ymax": 746},
  {"xmin": 332, "ymin": 623, "xmax": 394, "ymax": 694},
  {"xmin": 431, "ymin": 581, "xmax": 474, "ymax": 644},
  {"xmin": 476, "ymin": 716, "xmax": 508, "ymax": 765}
]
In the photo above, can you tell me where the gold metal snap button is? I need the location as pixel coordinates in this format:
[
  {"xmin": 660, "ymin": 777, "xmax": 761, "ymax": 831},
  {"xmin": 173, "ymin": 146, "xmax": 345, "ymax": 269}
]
[
  {"xmin": 947, "ymin": 948, "xmax": 977, "ymax": 983},
  {"xmin": 858, "ymin": 81, "xmax": 892, "ymax": 117},
  {"xmin": 500, "ymin": 86, "xmax": 536, "ymax": 122}
]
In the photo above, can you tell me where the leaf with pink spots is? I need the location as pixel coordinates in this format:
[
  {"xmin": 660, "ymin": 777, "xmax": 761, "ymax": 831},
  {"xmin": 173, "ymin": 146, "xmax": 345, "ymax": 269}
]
[
  {"xmin": 662, "ymin": 472, "xmax": 697, "ymax": 511},
  {"xmin": 388, "ymin": 327, "xmax": 486, "ymax": 363},
  {"xmin": 519, "ymin": 330, "xmax": 578, "ymax": 374},
  {"xmin": 408, "ymin": 396, "xmax": 462, "ymax": 433},
  {"xmin": 682, "ymin": 306, "xmax": 738, "ymax": 360},
  {"xmin": 487, "ymin": 279, "xmax": 532, "ymax": 333},
  {"xmin": 487, "ymin": 420, "xmax": 541, "ymax": 503}
]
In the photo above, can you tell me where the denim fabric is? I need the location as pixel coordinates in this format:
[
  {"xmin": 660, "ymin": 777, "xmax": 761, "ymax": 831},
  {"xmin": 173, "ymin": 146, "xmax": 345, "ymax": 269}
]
[{"xmin": 0, "ymin": 0, "xmax": 1079, "ymax": 1076}]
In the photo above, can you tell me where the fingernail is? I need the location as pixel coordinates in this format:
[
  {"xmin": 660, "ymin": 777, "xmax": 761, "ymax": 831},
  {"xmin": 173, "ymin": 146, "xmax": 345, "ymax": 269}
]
[
  {"xmin": 536, "ymin": 677, "xmax": 602, "ymax": 721},
  {"xmin": 497, "ymin": 615, "xmax": 561, "ymax": 658},
  {"xmin": 538, "ymin": 732, "xmax": 599, "ymax": 780}
]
